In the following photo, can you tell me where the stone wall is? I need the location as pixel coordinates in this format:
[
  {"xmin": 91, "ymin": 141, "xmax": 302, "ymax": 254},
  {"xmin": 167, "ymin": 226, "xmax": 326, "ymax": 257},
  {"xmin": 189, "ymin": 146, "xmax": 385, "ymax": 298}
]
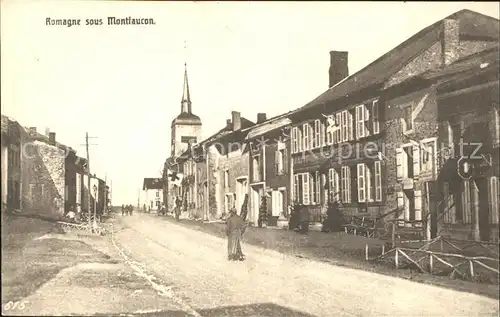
[
  {"xmin": 21, "ymin": 140, "xmax": 66, "ymax": 216},
  {"xmin": 384, "ymin": 87, "xmax": 439, "ymax": 223}
]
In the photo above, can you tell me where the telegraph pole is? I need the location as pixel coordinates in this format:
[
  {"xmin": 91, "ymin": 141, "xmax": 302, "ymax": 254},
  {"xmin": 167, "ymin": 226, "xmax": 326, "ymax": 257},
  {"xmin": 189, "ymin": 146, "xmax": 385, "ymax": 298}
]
[
  {"xmin": 83, "ymin": 132, "xmax": 98, "ymax": 230},
  {"xmin": 137, "ymin": 189, "xmax": 140, "ymax": 210}
]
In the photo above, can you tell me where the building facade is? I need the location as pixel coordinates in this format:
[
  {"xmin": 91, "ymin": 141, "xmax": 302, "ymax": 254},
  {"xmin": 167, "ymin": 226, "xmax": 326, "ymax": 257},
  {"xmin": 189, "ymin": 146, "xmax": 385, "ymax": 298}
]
[
  {"xmin": 246, "ymin": 113, "xmax": 292, "ymax": 226},
  {"xmin": 143, "ymin": 178, "xmax": 164, "ymax": 212}
]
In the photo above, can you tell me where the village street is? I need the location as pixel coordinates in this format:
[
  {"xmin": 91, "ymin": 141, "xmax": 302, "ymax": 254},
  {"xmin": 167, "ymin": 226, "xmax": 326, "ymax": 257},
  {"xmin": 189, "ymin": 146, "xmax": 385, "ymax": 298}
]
[{"xmin": 112, "ymin": 213, "xmax": 499, "ymax": 317}]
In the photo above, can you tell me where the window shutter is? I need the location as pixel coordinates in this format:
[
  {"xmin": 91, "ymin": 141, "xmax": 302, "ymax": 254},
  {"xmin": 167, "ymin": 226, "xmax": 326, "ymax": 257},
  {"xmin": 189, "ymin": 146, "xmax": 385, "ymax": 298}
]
[
  {"xmin": 348, "ymin": 111, "xmax": 354, "ymax": 141},
  {"xmin": 293, "ymin": 174, "xmax": 299, "ymax": 202},
  {"xmin": 320, "ymin": 120, "xmax": 325, "ymax": 147},
  {"xmin": 303, "ymin": 174, "xmax": 310, "ymax": 205},
  {"xmin": 372, "ymin": 100, "xmax": 380, "ymax": 134},
  {"xmin": 297, "ymin": 128, "xmax": 303, "ymax": 152},
  {"xmin": 490, "ymin": 177, "xmax": 499, "ymax": 224},
  {"xmin": 396, "ymin": 148, "xmax": 403, "ymax": 180},
  {"xmin": 291, "ymin": 127, "xmax": 296, "ymax": 153},
  {"xmin": 357, "ymin": 163, "xmax": 365, "ymax": 202},
  {"xmin": 365, "ymin": 164, "xmax": 372, "ymax": 201},
  {"xmin": 414, "ymin": 190, "xmax": 422, "ymax": 221},
  {"xmin": 413, "ymin": 145, "xmax": 420, "ymax": 177},
  {"xmin": 374, "ymin": 161, "xmax": 382, "ymax": 202},
  {"xmin": 356, "ymin": 105, "xmax": 364, "ymax": 139},
  {"xmin": 314, "ymin": 120, "xmax": 320, "ymax": 148},
  {"xmin": 396, "ymin": 191, "xmax": 404, "ymax": 220},
  {"xmin": 335, "ymin": 113, "xmax": 341, "ymax": 144},
  {"xmin": 316, "ymin": 171, "xmax": 321, "ymax": 204}
]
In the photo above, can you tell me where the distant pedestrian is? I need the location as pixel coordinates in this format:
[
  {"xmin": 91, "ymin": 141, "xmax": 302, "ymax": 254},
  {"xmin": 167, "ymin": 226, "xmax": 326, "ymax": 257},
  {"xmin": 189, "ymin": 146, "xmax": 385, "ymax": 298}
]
[
  {"xmin": 226, "ymin": 209, "xmax": 245, "ymax": 261},
  {"xmin": 122, "ymin": 204, "xmax": 125, "ymax": 216},
  {"xmin": 175, "ymin": 197, "xmax": 181, "ymax": 221},
  {"xmin": 129, "ymin": 205, "xmax": 133, "ymax": 215}
]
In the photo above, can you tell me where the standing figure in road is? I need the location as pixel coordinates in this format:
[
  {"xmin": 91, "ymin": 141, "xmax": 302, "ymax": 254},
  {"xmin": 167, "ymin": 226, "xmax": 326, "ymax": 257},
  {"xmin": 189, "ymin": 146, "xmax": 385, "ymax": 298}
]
[
  {"xmin": 299, "ymin": 206, "xmax": 310, "ymax": 234},
  {"xmin": 225, "ymin": 209, "xmax": 245, "ymax": 261},
  {"xmin": 121, "ymin": 204, "xmax": 125, "ymax": 216},
  {"xmin": 129, "ymin": 204, "xmax": 133, "ymax": 216},
  {"xmin": 174, "ymin": 196, "xmax": 181, "ymax": 221}
]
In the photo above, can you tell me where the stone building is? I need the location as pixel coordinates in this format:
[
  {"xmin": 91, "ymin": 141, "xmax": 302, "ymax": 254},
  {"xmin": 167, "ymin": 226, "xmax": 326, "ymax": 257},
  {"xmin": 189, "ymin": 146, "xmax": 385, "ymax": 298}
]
[
  {"xmin": 382, "ymin": 11, "xmax": 499, "ymax": 241},
  {"xmin": 176, "ymin": 111, "xmax": 255, "ymax": 220},
  {"xmin": 285, "ymin": 9, "xmax": 498, "ymax": 234},
  {"xmin": 245, "ymin": 113, "xmax": 292, "ymax": 226},
  {"xmin": 1, "ymin": 115, "xmax": 22, "ymax": 212}
]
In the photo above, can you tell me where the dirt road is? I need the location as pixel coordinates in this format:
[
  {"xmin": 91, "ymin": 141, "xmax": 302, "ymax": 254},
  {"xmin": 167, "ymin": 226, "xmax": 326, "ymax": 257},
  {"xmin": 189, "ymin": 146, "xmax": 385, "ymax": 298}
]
[{"xmin": 113, "ymin": 213, "xmax": 499, "ymax": 317}]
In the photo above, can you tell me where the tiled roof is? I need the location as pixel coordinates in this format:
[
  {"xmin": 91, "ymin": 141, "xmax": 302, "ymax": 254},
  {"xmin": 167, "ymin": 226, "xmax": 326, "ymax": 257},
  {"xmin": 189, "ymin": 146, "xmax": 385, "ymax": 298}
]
[
  {"xmin": 293, "ymin": 9, "xmax": 499, "ymax": 114},
  {"xmin": 143, "ymin": 178, "xmax": 163, "ymax": 190}
]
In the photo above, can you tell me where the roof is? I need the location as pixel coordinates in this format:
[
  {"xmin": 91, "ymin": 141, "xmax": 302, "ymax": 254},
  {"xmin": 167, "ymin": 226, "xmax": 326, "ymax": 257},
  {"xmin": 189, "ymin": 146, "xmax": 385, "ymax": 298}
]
[
  {"xmin": 23, "ymin": 126, "xmax": 76, "ymax": 153},
  {"xmin": 422, "ymin": 44, "xmax": 499, "ymax": 81},
  {"xmin": 171, "ymin": 112, "xmax": 202, "ymax": 127},
  {"xmin": 143, "ymin": 178, "xmax": 163, "ymax": 190},
  {"xmin": 292, "ymin": 9, "xmax": 499, "ymax": 115},
  {"xmin": 245, "ymin": 116, "xmax": 291, "ymax": 140}
]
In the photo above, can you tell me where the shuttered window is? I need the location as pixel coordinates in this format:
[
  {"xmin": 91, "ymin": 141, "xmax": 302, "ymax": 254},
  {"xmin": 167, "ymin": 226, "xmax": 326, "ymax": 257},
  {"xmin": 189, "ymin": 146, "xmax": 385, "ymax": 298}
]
[
  {"xmin": 341, "ymin": 166, "xmax": 351, "ymax": 203},
  {"xmin": 328, "ymin": 168, "xmax": 340, "ymax": 202}
]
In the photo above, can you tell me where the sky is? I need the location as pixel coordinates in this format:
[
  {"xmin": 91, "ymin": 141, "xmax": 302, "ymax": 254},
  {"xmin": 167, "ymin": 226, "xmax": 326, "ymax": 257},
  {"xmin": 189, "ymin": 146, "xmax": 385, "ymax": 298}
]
[{"xmin": 1, "ymin": 1, "xmax": 499, "ymax": 205}]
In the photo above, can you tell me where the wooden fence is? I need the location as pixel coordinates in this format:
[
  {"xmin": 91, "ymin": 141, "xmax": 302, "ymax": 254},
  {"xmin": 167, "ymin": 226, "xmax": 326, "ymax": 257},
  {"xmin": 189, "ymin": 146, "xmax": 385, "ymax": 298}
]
[{"xmin": 365, "ymin": 235, "xmax": 499, "ymax": 281}]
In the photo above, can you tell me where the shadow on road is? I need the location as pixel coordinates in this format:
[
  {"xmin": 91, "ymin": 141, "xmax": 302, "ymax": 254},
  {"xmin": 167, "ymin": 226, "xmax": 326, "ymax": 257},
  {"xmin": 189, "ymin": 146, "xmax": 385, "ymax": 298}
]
[{"xmin": 90, "ymin": 302, "xmax": 317, "ymax": 317}]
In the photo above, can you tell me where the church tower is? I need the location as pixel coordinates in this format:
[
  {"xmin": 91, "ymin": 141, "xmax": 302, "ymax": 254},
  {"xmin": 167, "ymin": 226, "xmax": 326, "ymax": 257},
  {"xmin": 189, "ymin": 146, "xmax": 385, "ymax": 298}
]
[{"xmin": 170, "ymin": 63, "xmax": 202, "ymax": 157}]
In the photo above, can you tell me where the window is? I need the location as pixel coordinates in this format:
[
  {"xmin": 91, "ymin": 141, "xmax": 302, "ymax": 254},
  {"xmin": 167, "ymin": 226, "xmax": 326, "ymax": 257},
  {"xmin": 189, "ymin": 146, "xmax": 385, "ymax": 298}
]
[
  {"xmin": 374, "ymin": 161, "xmax": 382, "ymax": 202},
  {"xmin": 303, "ymin": 123, "xmax": 311, "ymax": 150},
  {"xmin": 156, "ymin": 191, "xmax": 160, "ymax": 198},
  {"xmin": 372, "ymin": 100, "xmax": 380, "ymax": 135},
  {"xmin": 341, "ymin": 166, "xmax": 351, "ymax": 203},
  {"xmin": 303, "ymin": 173, "xmax": 310, "ymax": 205},
  {"xmin": 356, "ymin": 105, "xmax": 367, "ymax": 139},
  {"xmin": 328, "ymin": 168, "xmax": 340, "ymax": 202},
  {"xmin": 402, "ymin": 104, "xmax": 413, "ymax": 132},
  {"xmin": 397, "ymin": 145, "xmax": 416, "ymax": 179},
  {"xmin": 315, "ymin": 171, "xmax": 321, "ymax": 204},
  {"xmin": 357, "ymin": 163, "xmax": 374, "ymax": 203},
  {"xmin": 293, "ymin": 173, "xmax": 317, "ymax": 205},
  {"xmin": 314, "ymin": 119, "xmax": 321, "ymax": 148},
  {"xmin": 275, "ymin": 148, "xmax": 287, "ymax": 175},
  {"xmin": 291, "ymin": 127, "xmax": 298, "ymax": 153},
  {"xmin": 421, "ymin": 139, "xmax": 436, "ymax": 176},
  {"xmin": 341, "ymin": 111, "xmax": 349, "ymax": 142},
  {"xmin": 334, "ymin": 113, "xmax": 341, "ymax": 143}
]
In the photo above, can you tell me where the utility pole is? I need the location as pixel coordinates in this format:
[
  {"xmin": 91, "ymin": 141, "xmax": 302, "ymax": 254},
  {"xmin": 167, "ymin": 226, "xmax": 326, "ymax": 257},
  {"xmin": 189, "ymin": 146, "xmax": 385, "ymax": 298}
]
[
  {"xmin": 86, "ymin": 133, "xmax": 91, "ymax": 229},
  {"xmin": 83, "ymin": 132, "xmax": 98, "ymax": 231},
  {"xmin": 137, "ymin": 188, "xmax": 140, "ymax": 210},
  {"xmin": 104, "ymin": 173, "xmax": 107, "ymax": 214}
]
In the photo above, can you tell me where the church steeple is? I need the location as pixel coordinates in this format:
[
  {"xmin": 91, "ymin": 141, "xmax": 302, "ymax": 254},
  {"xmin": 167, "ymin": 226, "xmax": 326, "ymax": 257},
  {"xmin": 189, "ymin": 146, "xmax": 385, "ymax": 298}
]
[{"xmin": 181, "ymin": 63, "xmax": 192, "ymax": 114}]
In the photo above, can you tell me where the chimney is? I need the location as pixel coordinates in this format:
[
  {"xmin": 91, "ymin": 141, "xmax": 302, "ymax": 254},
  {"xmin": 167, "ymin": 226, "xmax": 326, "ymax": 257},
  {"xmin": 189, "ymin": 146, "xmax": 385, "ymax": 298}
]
[
  {"xmin": 231, "ymin": 111, "xmax": 241, "ymax": 131},
  {"xmin": 45, "ymin": 127, "xmax": 50, "ymax": 137},
  {"xmin": 442, "ymin": 19, "xmax": 460, "ymax": 66},
  {"xmin": 49, "ymin": 132, "xmax": 56, "ymax": 144},
  {"xmin": 257, "ymin": 113, "xmax": 267, "ymax": 124},
  {"xmin": 329, "ymin": 51, "xmax": 349, "ymax": 88},
  {"xmin": 29, "ymin": 127, "xmax": 37, "ymax": 134}
]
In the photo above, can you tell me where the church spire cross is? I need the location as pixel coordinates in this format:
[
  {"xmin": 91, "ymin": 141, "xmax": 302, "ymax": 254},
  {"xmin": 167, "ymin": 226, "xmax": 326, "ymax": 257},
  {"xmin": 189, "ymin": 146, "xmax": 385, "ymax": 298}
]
[{"xmin": 181, "ymin": 62, "xmax": 192, "ymax": 113}]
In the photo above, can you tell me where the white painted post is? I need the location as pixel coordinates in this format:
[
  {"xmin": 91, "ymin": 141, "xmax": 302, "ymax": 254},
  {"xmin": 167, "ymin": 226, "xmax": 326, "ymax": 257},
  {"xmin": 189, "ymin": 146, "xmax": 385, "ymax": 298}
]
[
  {"xmin": 395, "ymin": 249, "xmax": 399, "ymax": 269},
  {"xmin": 381, "ymin": 245, "xmax": 385, "ymax": 255},
  {"xmin": 365, "ymin": 244, "xmax": 369, "ymax": 261}
]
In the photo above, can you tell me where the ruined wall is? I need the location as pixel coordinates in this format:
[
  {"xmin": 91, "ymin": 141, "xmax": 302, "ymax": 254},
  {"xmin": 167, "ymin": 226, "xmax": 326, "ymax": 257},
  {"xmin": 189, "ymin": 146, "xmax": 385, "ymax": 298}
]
[
  {"xmin": 384, "ymin": 87, "xmax": 439, "ymax": 222},
  {"xmin": 21, "ymin": 140, "xmax": 66, "ymax": 215}
]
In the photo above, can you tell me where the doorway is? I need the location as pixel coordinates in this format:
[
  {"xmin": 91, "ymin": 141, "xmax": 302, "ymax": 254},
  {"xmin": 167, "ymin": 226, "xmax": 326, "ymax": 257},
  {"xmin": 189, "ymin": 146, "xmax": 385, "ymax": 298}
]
[{"xmin": 251, "ymin": 185, "xmax": 264, "ymax": 225}]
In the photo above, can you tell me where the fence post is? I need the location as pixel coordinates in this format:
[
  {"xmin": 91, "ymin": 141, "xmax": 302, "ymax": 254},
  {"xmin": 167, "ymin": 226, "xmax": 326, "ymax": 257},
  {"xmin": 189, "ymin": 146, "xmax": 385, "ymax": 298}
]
[
  {"xmin": 469, "ymin": 260, "xmax": 474, "ymax": 278},
  {"xmin": 365, "ymin": 244, "xmax": 369, "ymax": 261},
  {"xmin": 391, "ymin": 222, "xmax": 396, "ymax": 249},
  {"xmin": 381, "ymin": 244, "xmax": 385, "ymax": 255},
  {"xmin": 429, "ymin": 254, "xmax": 433, "ymax": 274}
]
